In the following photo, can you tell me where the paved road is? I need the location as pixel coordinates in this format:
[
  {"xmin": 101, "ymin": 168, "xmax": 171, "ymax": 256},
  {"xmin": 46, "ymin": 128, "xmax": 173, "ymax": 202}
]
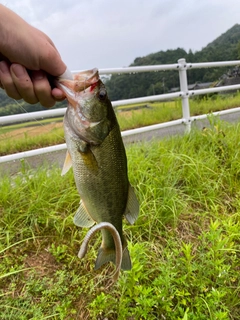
[{"xmin": 1, "ymin": 111, "xmax": 240, "ymax": 176}]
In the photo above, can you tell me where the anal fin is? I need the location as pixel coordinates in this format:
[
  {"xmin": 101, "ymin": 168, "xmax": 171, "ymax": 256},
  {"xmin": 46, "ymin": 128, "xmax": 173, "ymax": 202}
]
[{"xmin": 73, "ymin": 200, "xmax": 95, "ymax": 228}]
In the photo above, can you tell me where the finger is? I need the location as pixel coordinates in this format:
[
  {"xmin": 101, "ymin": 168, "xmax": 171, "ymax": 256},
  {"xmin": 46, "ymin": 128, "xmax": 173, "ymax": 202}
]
[
  {"xmin": 52, "ymin": 87, "xmax": 65, "ymax": 100},
  {"xmin": 0, "ymin": 53, "xmax": 6, "ymax": 60},
  {"xmin": 10, "ymin": 64, "xmax": 38, "ymax": 104},
  {"xmin": 0, "ymin": 61, "xmax": 22, "ymax": 100},
  {"xmin": 32, "ymin": 70, "xmax": 56, "ymax": 108}
]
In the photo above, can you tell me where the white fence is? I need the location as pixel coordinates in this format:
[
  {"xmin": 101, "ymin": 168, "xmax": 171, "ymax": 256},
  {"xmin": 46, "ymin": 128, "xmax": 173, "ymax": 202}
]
[{"xmin": 1, "ymin": 58, "xmax": 240, "ymax": 164}]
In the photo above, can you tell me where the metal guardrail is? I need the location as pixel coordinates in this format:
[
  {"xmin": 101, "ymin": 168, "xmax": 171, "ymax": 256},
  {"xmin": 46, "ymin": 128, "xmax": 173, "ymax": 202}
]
[{"xmin": 1, "ymin": 58, "xmax": 240, "ymax": 164}]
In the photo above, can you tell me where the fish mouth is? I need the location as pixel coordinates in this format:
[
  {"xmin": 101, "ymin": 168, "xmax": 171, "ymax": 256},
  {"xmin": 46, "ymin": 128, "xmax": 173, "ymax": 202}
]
[
  {"xmin": 57, "ymin": 68, "xmax": 106, "ymax": 145},
  {"xmin": 56, "ymin": 68, "xmax": 99, "ymax": 93}
]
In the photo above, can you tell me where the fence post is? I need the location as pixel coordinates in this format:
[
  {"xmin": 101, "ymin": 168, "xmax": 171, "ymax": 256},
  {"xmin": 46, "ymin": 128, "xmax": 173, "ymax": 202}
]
[{"xmin": 178, "ymin": 58, "xmax": 191, "ymax": 133}]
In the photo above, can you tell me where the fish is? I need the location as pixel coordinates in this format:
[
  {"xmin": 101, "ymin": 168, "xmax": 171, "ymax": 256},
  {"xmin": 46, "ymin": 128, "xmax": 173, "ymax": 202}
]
[{"xmin": 56, "ymin": 68, "xmax": 139, "ymax": 271}]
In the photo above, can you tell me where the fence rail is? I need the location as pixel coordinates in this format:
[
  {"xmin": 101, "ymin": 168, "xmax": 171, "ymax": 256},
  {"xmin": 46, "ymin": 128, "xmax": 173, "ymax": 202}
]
[{"xmin": 1, "ymin": 58, "xmax": 240, "ymax": 164}]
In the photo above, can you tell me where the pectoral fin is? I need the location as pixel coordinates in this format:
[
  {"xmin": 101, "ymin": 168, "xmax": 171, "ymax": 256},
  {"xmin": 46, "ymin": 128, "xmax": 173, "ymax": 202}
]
[
  {"xmin": 61, "ymin": 151, "xmax": 72, "ymax": 176},
  {"xmin": 80, "ymin": 148, "xmax": 98, "ymax": 172},
  {"xmin": 124, "ymin": 185, "xmax": 139, "ymax": 225},
  {"xmin": 73, "ymin": 200, "xmax": 95, "ymax": 228}
]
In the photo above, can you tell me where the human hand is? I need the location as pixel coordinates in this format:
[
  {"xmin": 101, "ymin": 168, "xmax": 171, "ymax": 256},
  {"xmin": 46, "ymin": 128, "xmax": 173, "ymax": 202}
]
[
  {"xmin": 0, "ymin": 5, "xmax": 67, "ymax": 108},
  {"xmin": 0, "ymin": 61, "xmax": 65, "ymax": 108}
]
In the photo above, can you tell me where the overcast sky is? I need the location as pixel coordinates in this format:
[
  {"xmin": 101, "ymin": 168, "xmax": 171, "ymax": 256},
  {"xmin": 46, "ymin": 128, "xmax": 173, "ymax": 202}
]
[{"xmin": 2, "ymin": 0, "xmax": 240, "ymax": 71}]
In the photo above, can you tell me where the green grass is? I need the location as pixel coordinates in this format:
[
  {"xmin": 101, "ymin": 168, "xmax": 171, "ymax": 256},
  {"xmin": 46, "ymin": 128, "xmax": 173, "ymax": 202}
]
[
  {"xmin": 116, "ymin": 100, "xmax": 182, "ymax": 130},
  {"xmin": 0, "ymin": 118, "xmax": 239, "ymax": 319},
  {"xmin": 1, "ymin": 92, "xmax": 240, "ymax": 155},
  {"xmin": 117, "ymin": 93, "xmax": 240, "ymax": 130}
]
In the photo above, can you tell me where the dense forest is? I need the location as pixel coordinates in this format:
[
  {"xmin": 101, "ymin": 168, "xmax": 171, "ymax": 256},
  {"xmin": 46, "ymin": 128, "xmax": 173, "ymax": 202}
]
[{"xmin": 1, "ymin": 24, "xmax": 240, "ymax": 115}]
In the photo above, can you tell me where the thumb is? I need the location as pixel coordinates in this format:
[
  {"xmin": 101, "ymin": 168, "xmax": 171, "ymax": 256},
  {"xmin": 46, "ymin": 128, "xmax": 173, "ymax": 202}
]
[{"xmin": 39, "ymin": 44, "xmax": 67, "ymax": 77}]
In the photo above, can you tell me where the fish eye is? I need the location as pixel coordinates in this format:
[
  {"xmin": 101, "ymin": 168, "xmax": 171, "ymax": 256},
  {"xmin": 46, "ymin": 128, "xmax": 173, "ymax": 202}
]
[{"xmin": 98, "ymin": 89, "xmax": 107, "ymax": 100}]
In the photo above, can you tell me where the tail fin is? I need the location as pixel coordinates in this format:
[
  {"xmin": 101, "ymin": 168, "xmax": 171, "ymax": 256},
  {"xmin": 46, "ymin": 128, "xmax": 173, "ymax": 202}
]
[
  {"xmin": 121, "ymin": 247, "xmax": 132, "ymax": 270},
  {"xmin": 94, "ymin": 245, "xmax": 132, "ymax": 271}
]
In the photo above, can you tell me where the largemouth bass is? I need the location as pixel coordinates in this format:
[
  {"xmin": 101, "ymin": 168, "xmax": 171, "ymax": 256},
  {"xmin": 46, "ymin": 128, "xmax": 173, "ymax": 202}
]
[{"xmin": 57, "ymin": 69, "xmax": 139, "ymax": 271}]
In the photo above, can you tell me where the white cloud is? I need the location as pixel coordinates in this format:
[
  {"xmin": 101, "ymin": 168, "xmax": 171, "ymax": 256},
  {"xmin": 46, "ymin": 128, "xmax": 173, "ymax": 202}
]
[{"xmin": 2, "ymin": 0, "xmax": 240, "ymax": 69}]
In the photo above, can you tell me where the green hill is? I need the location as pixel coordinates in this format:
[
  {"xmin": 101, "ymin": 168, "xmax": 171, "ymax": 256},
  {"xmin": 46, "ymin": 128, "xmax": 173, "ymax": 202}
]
[
  {"xmin": 198, "ymin": 24, "xmax": 240, "ymax": 60},
  {"xmin": 106, "ymin": 24, "xmax": 240, "ymax": 100},
  {"xmin": 1, "ymin": 24, "xmax": 240, "ymax": 115}
]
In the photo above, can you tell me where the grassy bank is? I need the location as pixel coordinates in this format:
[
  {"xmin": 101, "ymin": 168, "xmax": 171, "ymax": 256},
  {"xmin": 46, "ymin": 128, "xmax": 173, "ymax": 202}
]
[
  {"xmin": 117, "ymin": 93, "xmax": 240, "ymax": 130},
  {"xmin": 0, "ymin": 119, "xmax": 239, "ymax": 319},
  {"xmin": 1, "ymin": 92, "xmax": 240, "ymax": 155}
]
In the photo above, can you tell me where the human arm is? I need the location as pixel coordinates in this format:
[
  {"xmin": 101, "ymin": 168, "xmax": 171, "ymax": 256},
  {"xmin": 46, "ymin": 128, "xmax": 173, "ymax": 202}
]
[{"xmin": 0, "ymin": 4, "xmax": 66, "ymax": 107}]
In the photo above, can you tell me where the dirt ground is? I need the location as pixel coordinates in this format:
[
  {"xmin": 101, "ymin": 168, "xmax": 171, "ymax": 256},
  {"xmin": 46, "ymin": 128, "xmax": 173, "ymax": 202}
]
[{"xmin": 0, "ymin": 122, "xmax": 63, "ymax": 140}]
